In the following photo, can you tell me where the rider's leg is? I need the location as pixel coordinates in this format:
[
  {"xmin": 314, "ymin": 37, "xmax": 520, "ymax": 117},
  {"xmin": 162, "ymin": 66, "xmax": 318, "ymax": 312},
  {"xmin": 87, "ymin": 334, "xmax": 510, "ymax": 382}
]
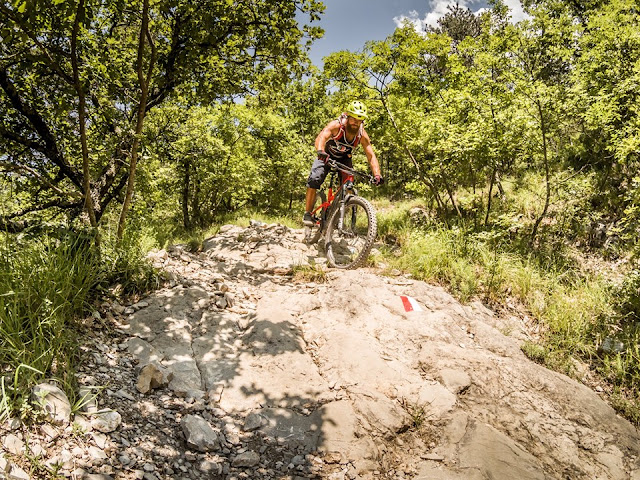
[
  {"xmin": 303, "ymin": 188, "xmax": 317, "ymax": 226},
  {"xmin": 305, "ymin": 187, "xmax": 317, "ymax": 214},
  {"xmin": 304, "ymin": 157, "xmax": 329, "ymax": 225}
]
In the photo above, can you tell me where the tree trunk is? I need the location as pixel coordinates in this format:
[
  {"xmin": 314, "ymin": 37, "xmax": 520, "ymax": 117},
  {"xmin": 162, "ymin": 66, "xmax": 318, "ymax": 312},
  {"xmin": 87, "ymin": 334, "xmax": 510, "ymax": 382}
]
[
  {"xmin": 485, "ymin": 167, "xmax": 497, "ymax": 226},
  {"xmin": 182, "ymin": 159, "xmax": 191, "ymax": 230},
  {"xmin": 530, "ymin": 99, "xmax": 551, "ymax": 245},
  {"xmin": 193, "ymin": 174, "xmax": 202, "ymax": 226},
  {"xmin": 117, "ymin": 0, "xmax": 155, "ymax": 241},
  {"xmin": 442, "ymin": 173, "xmax": 461, "ymax": 217},
  {"xmin": 71, "ymin": 0, "xmax": 98, "ymax": 233}
]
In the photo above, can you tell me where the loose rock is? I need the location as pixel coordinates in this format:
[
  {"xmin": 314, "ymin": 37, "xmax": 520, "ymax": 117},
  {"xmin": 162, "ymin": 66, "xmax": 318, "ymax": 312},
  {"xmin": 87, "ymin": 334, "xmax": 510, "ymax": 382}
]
[
  {"xmin": 136, "ymin": 363, "xmax": 172, "ymax": 394},
  {"xmin": 32, "ymin": 383, "xmax": 72, "ymax": 425},
  {"xmin": 243, "ymin": 412, "xmax": 266, "ymax": 432},
  {"xmin": 232, "ymin": 451, "xmax": 260, "ymax": 468},
  {"xmin": 181, "ymin": 414, "xmax": 221, "ymax": 452},
  {"xmin": 3, "ymin": 434, "xmax": 24, "ymax": 455},
  {"xmin": 91, "ymin": 410, "xmax": 122, "ymax": 433},
  {"xmin": 7, "ymin": 465, "xmax": 30, "ymax": 480}
]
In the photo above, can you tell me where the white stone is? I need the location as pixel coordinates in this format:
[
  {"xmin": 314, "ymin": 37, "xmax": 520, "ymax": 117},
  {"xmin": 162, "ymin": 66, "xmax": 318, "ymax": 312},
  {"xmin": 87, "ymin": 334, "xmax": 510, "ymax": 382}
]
[
  {"xmin": 73, "ymin": 414, "xmax": 92, "ymax": 433},
  {"xmin": 181, "ymin": 414, "xmax": 221, "ymax": 452},
  {"xmin": 91, "ymin": 410, "xmax": 122, "ymax": 433},
  {"xmin": 91, "ymin": 432, "xmax": 108, "ymax": 449},
  {"xmin": 0, "ymin": 451, "xmax": 9, "ymax": 472},
  {"xmin": 224, "ymin": 292, "xmax": 235, "ymax": 308},
  {"xmin": 30, "ymin": 444, "xmax": 46, "ymax": 457},
  {"xmin": 88, "ymin": 446, "xmax": 108, "ymax": 462},
  {"xmin": 32, "ymin": 383, "xmax": 71, "ymax": 425},
  {"xmin": 7, "ymin": 464, "xmax": 30, "ymax": 480},
  {"xmin": 3, "ymin": 434, "xmax": 24, "ymax": 455}
]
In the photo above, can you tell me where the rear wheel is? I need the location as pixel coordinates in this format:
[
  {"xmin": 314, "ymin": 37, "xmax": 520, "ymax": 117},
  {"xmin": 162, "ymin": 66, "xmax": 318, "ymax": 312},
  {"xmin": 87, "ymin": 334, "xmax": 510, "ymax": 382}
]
[{"xmin": 325, "ymin": 196, "xmax": 377, "ymax": 269}]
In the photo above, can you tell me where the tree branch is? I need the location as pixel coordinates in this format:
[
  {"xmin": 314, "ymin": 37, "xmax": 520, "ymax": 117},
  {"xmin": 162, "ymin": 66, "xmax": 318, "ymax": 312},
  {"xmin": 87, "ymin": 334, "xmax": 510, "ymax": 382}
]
[
  {"xmin": 0, "ymin": 217, "xmax": 30, "ymax": 233},
  {"xmin": 117, "ymin": 0, "xmax": 154, "ymax": 239},
  {"xmin": 0, "ymin": 68, "xmax": 82, "ymax": 189},
  {"xmin": 0, "ymin": 160, "xmax": 82, "ymax": 200},
  {"xmin": 5, "ymin": 199, "xmax": 81, "ymax": 219},
  {"xmin": 0, "ymin": 4, "xmax": 74, "ymax": 84}
]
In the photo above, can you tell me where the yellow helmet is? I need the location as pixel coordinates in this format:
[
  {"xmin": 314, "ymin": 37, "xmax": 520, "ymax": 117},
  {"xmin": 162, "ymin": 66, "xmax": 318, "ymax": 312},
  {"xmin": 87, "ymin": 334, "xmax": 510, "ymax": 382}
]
[{"xmin": 346, "ymin": 100, "xmax": 368, "ymax": 120}]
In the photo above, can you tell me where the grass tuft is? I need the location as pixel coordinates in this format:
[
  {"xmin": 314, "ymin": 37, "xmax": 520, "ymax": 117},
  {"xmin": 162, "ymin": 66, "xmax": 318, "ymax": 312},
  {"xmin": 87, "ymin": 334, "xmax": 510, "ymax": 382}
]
[{"xmin": 292, "ymin": 263, "xmax": 328, "ymax": 283}]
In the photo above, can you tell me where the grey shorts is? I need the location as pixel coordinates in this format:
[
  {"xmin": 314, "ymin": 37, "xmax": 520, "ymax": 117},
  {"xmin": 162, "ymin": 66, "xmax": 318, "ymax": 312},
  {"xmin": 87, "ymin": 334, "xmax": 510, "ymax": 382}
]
[{"xmin": 306, "ymin": 157, "xmax": 353, "ymax": 189}]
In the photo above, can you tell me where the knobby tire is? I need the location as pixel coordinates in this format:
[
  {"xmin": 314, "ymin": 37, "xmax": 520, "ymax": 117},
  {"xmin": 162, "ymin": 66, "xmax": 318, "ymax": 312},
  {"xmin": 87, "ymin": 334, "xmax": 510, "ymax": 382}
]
[{"xmin": 325, "ymin": 196, "xmax": 377, "ymax": 269}]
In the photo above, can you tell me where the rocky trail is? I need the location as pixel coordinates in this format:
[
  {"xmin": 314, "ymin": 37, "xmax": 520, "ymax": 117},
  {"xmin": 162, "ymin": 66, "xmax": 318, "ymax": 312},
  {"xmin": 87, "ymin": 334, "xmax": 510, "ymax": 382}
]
[{"xmin": 2, "ymin": 221, "xmax": 640, "ymax": 480}]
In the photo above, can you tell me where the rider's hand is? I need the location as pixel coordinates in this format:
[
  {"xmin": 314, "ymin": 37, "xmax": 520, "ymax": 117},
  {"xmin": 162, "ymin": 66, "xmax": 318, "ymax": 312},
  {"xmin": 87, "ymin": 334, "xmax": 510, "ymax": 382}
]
[
  {"xmin": 317, "ymin": 150, "xmax": 329, "ymax": 163},
  {"xmin": 373, "ymin": 175, "xmax": 384, "ymax": 186}
]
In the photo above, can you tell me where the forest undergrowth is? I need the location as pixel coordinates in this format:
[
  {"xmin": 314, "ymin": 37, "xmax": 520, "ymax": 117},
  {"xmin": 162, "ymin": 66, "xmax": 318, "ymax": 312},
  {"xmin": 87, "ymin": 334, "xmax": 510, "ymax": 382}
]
[{"xmin": 0, "ymin": 226, "xmax": 160, "ymax": 423}]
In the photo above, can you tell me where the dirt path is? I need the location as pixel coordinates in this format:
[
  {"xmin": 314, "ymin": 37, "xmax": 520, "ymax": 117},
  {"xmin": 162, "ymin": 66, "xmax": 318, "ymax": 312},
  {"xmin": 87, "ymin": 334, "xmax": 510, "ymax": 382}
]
[{"xmin": 2, "ymin": 222, "xmax": 639, "ymax": 480}]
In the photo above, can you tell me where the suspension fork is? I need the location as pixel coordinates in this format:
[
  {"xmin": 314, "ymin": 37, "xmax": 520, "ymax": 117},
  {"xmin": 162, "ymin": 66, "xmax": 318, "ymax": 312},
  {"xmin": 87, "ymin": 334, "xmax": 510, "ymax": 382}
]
[
  {"xmin": 337, "ymin": 192, "xmax": 355, "ymax": 230},
  {"xmin": 336, "ymin": 173, "xmax": 355, "ymax": 229}
]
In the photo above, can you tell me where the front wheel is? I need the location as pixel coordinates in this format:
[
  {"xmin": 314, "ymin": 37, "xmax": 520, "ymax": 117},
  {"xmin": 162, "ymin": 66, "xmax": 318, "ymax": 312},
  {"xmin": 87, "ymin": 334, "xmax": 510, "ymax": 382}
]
[{"xmin": 325, "ymin": 196, "xmax": 377, "ymax": 269}]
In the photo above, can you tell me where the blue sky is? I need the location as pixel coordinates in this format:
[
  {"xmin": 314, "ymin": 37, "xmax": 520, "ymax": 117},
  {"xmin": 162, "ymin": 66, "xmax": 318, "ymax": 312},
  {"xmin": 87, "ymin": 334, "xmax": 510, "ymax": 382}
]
[{"xmin": 306, "ymin": 0, "xmax": 528, "ymax": 67}]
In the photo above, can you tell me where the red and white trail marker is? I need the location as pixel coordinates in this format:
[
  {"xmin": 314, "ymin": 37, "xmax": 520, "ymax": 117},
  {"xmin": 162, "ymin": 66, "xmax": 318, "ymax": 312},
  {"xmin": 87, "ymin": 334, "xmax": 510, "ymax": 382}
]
[{"xmin": 400, "ymin": 295, "xmax": 423, "ymax": 312}]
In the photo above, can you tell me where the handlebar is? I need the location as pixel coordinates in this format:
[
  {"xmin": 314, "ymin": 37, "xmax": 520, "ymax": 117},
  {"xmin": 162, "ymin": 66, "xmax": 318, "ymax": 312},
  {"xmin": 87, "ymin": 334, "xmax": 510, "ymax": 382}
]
[{"xmin": 327, "ymin": 159, "xmax": 375, "ymax": 184}]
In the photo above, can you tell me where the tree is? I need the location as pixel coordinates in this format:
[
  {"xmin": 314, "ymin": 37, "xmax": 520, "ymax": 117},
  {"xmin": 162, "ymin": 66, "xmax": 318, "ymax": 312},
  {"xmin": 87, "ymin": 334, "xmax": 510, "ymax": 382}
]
[
  {"xmin": 323, "ymin": 32, "xmax": 450, "ymax": 213},
  {"xmin": 571, "ymin": 0, "xmax": 640, "ymax": 213},
  {"xmin": 510, "ymin": 0, "xmax": 577, "ymax": 243},
  {"xmin": 427, "ymin": 2, "xmax": 482, "ymax": 48},
  {"xmin": 0, "ymin": 0, "xmax": 323, "ymax": 238}
]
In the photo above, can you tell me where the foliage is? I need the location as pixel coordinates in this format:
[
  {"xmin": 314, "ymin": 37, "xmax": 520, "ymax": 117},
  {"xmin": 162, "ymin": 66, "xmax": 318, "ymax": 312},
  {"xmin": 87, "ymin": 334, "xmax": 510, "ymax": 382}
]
[
  {"xmin": 0, "ymin": 225, "xmax": 159, "ymax": 421},
  {"xmin": 0, "ymin": 0, "xmax": 323, "ymax": 235},
  {"xmin": 99, "ymin": 222, "xmax": 161, "ymax": 295},
  {"xmin": 0, "ymin": 232, "xmax": 97, "ymax": 420}
]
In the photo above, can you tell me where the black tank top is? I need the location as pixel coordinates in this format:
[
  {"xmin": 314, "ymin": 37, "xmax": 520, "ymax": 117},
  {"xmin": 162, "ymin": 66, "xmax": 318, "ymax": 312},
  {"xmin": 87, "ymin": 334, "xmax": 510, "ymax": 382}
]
[{"xmin": 324, "ymin": 114, "xmax": 362, "ymax": 162}]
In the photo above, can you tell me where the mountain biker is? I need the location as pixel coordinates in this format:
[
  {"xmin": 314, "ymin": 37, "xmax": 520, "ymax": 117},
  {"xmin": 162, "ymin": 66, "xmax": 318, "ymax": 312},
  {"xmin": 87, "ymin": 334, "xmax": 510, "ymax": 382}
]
[{"xmin": 303, "ymin": 100, "xmax": 383, "ymax": 226}]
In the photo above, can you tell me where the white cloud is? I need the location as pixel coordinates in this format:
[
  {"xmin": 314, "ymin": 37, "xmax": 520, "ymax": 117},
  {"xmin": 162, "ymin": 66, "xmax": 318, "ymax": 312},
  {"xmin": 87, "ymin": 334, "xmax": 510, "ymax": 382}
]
[
  {"xmin": 503, "ymin": 0, "xmax": 529, "ymax": 23},
  {"xmin": 393, "ymin": 0, "xmax": 530, "ymax": 32}
]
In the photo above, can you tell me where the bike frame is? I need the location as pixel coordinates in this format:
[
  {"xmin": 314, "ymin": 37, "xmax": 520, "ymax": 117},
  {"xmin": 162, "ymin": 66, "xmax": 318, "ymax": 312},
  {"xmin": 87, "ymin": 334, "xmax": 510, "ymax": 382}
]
[{"xmin": 311, "ymin": 168, "xmax": 355, "ymax": 227}]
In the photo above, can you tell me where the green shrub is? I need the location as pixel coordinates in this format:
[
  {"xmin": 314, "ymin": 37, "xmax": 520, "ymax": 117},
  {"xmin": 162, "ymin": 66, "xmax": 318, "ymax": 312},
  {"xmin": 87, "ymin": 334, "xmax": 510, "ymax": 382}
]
[
  {"xmin": 0, "ymin": 226, "xmax": 160, "ymax": 421},
  {"xmin": 100, "ymin": 226, "xmax": 161, "ymax": 295},
  {"xmin": 612, "ymin": 268, "xmax": 640, "ymax": 321},
  {"xmin": 0, "ymin": 233, "xmax": 100, "ymax": 420}
]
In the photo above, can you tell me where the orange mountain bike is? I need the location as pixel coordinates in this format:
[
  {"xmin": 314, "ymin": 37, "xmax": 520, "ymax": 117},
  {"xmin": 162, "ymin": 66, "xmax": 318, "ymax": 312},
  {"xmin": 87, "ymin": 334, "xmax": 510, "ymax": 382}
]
[{"xmin": 303, "ymin": 160, "xmax": 377, "ymax": 269}]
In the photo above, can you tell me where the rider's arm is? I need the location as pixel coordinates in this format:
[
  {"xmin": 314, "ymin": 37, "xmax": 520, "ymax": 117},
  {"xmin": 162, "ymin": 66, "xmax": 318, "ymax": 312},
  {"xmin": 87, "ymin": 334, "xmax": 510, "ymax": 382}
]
[
  {"xmin": 315, "ymin": 120, "xmax": 340, "ymax": 152},
  {"xmin": 361, "ymin": 130, "xmax": 381, "ymax": 177}
]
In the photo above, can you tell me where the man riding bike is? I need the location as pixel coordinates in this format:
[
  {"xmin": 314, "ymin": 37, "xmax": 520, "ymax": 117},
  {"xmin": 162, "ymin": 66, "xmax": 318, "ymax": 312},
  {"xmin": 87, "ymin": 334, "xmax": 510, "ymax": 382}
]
[{"xmin": 303, "ymin": 100, "xmax": 383, "ymax": 226}]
